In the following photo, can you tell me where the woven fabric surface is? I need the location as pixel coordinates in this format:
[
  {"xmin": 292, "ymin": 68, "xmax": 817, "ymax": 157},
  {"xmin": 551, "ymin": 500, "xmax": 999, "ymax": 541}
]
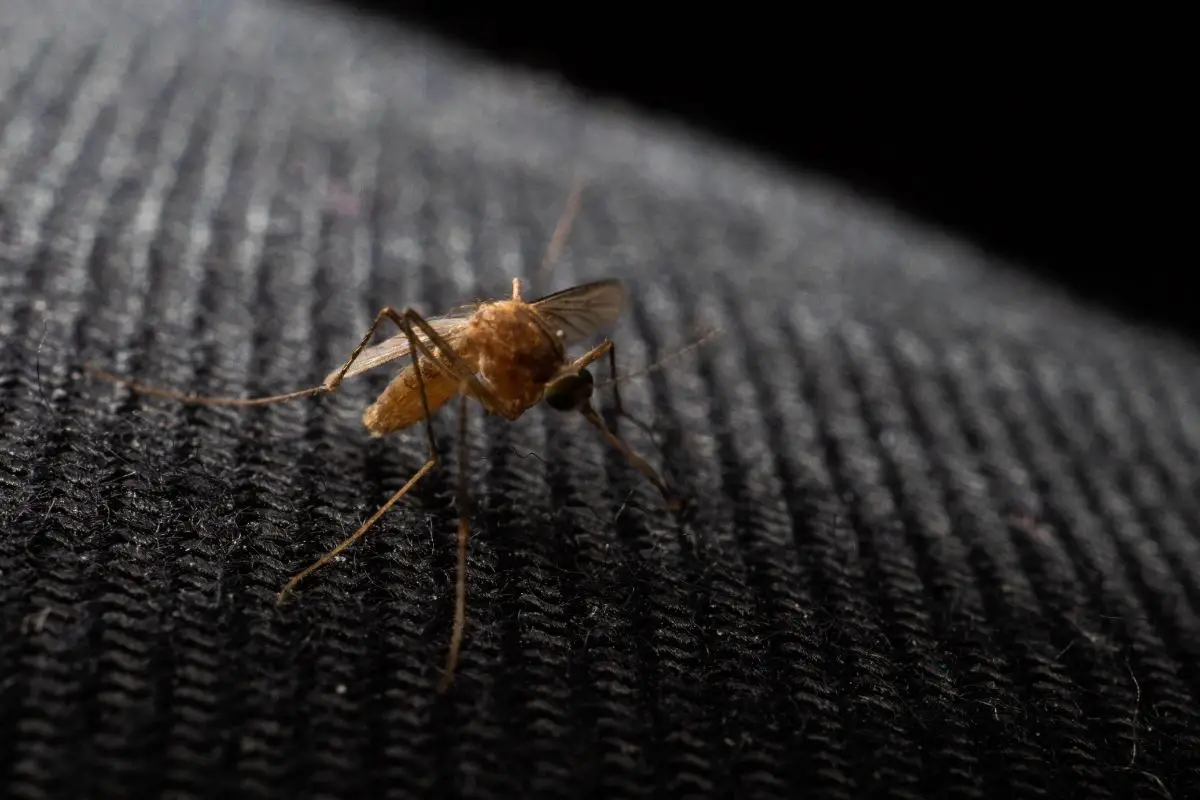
[{"xmin": 2, "ymin": 1, "xmax": 1200, "ymax": 798}]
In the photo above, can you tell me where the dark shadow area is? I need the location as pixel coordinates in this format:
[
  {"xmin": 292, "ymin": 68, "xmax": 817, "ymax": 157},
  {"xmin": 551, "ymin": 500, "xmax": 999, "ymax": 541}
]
[{"xmin": 329, "ymin": 2, "xmax": 1191, "ymax": 341}]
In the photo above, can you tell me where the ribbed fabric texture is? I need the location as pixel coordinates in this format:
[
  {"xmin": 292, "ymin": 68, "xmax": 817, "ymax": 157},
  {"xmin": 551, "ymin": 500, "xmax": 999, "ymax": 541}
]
[{"xmin": 2, "ymin": 1, "xmax": 1199, "ymax": 798}]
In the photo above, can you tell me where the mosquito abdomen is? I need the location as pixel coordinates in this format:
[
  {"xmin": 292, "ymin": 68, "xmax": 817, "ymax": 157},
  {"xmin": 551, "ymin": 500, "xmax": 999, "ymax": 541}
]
[{"xmin": 363, "ymin": 362, "xmax": 459, "ymax": 436}]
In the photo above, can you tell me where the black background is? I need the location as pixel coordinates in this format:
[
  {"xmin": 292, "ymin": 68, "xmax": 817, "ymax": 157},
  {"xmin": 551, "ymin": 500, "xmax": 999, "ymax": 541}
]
[{"xmin": 325, "ymin": 3, "xmax": 1190, "ymax": 340}]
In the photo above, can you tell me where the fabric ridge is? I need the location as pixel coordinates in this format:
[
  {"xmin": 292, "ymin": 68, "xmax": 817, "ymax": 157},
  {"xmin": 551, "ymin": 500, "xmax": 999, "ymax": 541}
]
[{"xmin": 0, "ymin": 1, "xmax": 1198, "ymax": 798}]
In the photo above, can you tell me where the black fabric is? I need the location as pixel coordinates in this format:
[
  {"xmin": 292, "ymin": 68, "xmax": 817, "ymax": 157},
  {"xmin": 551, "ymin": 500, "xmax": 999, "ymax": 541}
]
[{"xmin": 2, "ymin": 1, "xmax": 1199, "ymax": 798}]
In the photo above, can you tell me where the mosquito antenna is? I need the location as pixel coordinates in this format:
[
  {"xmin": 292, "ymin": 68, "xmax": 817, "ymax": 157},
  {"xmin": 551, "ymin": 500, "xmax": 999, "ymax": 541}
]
[{"xmin": 593, "ymin": 327, "xmax": 724, "ymax": 391}]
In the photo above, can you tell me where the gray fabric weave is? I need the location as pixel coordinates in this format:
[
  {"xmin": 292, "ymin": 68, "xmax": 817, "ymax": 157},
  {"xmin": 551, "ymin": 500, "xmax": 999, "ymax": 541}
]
[{"xmin": 2, "ymin": 1, "xmax": 1199, "ymax": 798}]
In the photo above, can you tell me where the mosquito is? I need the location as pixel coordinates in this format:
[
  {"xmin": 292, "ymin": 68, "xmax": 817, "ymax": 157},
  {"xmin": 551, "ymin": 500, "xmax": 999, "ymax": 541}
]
[{"xmin": 87, "ymin": 196, "xmax": 686, "ymax": 691}]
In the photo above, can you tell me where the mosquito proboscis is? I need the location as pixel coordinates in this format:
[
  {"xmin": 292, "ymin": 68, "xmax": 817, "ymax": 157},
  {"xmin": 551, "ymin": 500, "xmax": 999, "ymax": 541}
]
[{"xmin": 87, "ymin": 188, "xmax": 709, "ymax": 691}]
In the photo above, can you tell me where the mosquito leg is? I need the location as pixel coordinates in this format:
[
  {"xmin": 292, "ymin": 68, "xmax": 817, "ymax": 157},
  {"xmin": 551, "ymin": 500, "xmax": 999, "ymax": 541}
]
[
  {"xmin": 378, "ymin": 310, "xmax": 487, "ymax": 690},
  {"xmin": 322, "ymin": 306, "xmax": 409, "ymax": 391},
  {"xmin": 276, "ymin": 309, "xmax": 443, "ymax": 605},
  {"xmin": 566, "ymin": 339, "xmax": 612, "ymax": 372},
  {"xmin": 578, "ymin": 400, "xmax": 682, "ymax": 514},
  {"xmin": 562, "ymin": 340, "xmax": 656, "ymax": 440},
  {"xmin": 274, "ymin": 455, "xmax": 438, "ymax": 605},
  {"xmin": 401, "ymin": 308, "xmax": 514, "ymax": 418},
  {"xmin": 534, "ymin": 176, "xmax": 585, "ymax": 290},
  {"xmin": 87, "ymin": 306, "xmax": 409, "ymax": 408},
  {"xmin": 438, "ymin": 393, "xmax": 472, "ymax": 692},
  {"xmin": 603, "ymin": 341, "xmax": 656, "ymax": 440}
]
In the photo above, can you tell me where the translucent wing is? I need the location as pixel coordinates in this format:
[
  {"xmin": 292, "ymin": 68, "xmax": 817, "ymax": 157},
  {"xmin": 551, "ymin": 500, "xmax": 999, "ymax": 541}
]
[
  {"xmin": 325, "ymin": 313, "xmax": 473, "ymax": 384},
  {"xmin": 531, "ymin": 279, "xmax": 629, "ymax": 346}
]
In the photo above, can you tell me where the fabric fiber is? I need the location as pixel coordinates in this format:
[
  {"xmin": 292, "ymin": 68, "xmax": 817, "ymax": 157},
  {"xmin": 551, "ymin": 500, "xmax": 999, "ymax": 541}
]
[{"xmin": 1, "ymin": 1, "xmax": 1199, "ymax": 798}]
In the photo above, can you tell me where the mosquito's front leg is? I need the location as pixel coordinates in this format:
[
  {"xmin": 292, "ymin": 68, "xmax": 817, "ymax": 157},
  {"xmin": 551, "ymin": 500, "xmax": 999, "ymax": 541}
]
[
  {"xmin": 550, "ymin": 342, "xmax": 679, "ymax": 511},
  {"xmin": 561, "ymin": 339, "xmax": 655, "ymax": 439},
  {"xmin": 568, "ymin": 339, "xmax": 613, "ymax": 372},
  {"xmin": 602, "ymin": 339, "xmax": 657, "ymax": 440},
  {"xmin": 578, "ymin": 400, "xmax": 682, "ymax": 515}
]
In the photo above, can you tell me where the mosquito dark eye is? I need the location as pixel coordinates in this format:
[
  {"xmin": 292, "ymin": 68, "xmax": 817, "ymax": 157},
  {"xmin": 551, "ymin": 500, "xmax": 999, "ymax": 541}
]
[{"xmin": 545, "ymin": 368, "xmax": 594, "ymax": 411}]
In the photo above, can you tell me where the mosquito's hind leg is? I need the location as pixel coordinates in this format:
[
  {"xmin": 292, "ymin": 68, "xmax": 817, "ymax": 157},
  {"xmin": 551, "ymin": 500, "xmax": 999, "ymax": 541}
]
[
  {"xmin": 384, "ymin": 310, "xmax": 493, "ymax": 690},
  {"xmin": 438, "ymin": 393, "xmax": 473, "ymax": 692},
  {"xmin": 87, "ymin": 306, "xmax": 410, "ymax": 408},
  {"xmin": 534, "ymin": 177, "xmax": 585, "ymax": 290},
  {"xmin": 275, "ymin": 310, "xmax": 445, "ymax": 605}
]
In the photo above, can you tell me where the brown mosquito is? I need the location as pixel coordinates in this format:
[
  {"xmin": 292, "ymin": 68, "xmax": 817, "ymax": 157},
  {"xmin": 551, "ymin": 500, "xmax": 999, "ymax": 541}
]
[{"xmin": 87, "ymin": 198, "xmax": 686, "ymax": 691}]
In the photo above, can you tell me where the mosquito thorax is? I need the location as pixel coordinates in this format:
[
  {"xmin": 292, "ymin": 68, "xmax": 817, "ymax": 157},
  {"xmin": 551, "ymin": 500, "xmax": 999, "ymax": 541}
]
[{"xmin": 544, "ymin": 368, "xmax": 595, "ymax": 412}]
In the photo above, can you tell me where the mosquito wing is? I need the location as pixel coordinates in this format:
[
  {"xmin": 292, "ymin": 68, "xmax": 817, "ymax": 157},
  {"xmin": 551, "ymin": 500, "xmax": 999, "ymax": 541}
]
[
  {"xmin": 531, "ymin": 279, "xmax": 629, "ymax": 346},
  {"xmin": 325, "ymin": 313, "xmax": 473, "ymax": 384}
]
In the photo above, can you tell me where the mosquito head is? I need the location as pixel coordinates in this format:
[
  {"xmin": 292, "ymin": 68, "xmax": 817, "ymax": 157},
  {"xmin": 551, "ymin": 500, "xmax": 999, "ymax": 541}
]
[{"xmin": 544, "ymin": 368, "xmax": 595, "ymax": 412}]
